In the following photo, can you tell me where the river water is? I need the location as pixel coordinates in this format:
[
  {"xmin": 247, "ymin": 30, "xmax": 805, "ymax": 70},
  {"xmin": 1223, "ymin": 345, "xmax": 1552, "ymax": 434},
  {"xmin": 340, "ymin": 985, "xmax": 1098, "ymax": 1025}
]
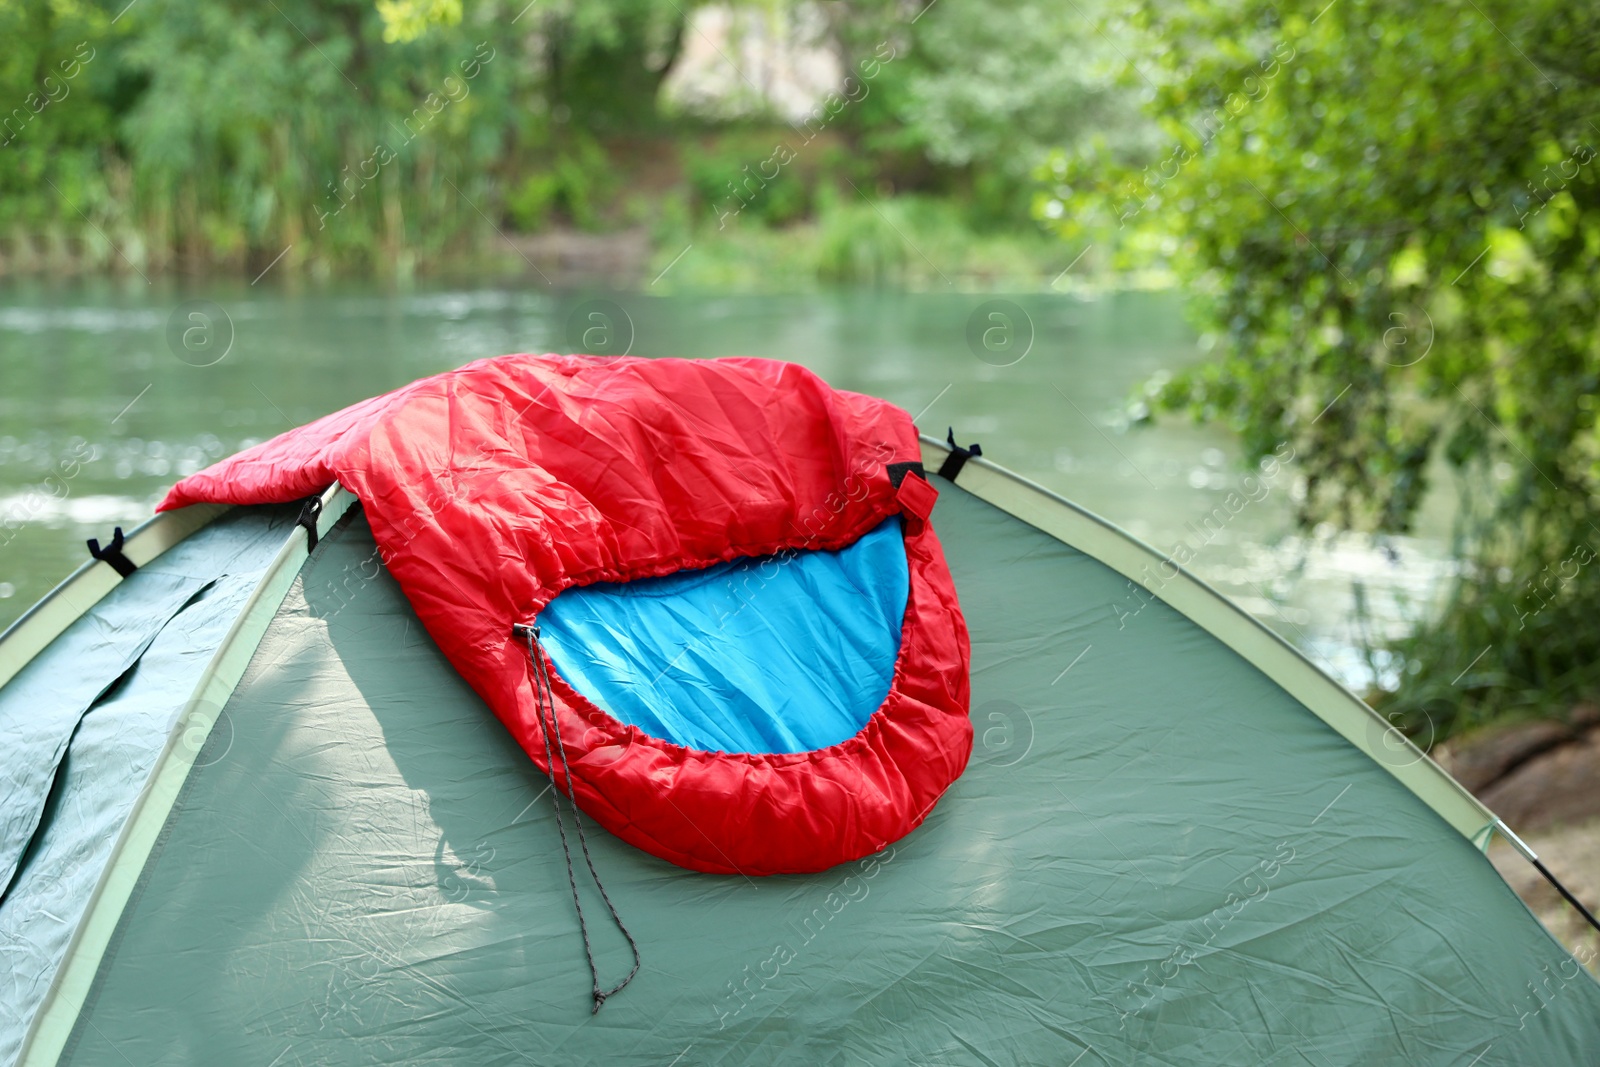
[{"xmin": 0, "ymin": 279, "xmax": 1456, "ymax": 691}]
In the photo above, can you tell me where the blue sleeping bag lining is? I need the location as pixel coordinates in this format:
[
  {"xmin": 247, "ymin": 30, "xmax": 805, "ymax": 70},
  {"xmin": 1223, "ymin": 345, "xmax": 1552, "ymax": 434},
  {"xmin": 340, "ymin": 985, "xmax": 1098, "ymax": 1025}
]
[{"xmin": 539, "ymin": 517, "xmax": 909, "ymax": 755}]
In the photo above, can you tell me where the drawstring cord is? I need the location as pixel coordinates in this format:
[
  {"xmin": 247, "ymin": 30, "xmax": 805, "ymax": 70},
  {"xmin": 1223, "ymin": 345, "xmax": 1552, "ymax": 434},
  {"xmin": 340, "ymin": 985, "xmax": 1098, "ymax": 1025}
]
[{"xmin": 514, "ymin": 621, "xmax": 641, "ymax": 1013}]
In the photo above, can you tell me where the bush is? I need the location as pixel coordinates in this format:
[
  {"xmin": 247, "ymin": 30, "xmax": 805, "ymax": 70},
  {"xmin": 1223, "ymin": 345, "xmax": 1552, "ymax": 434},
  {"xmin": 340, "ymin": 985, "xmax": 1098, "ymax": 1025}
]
[
  {"xmin": 505, "ymin": 135, "xmax": 615, "ymax": 232},
  {"xmin": 813, "ymin": 187, "xmax": 911, "ymax": 285},
  {"xmin": 685, "ymin": 132, "xmax": 812, "ymax": 229}
]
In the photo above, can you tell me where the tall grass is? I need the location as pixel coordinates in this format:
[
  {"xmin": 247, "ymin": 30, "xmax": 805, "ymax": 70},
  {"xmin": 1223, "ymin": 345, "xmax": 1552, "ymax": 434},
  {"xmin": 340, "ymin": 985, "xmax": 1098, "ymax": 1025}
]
[{"xmin": 648, "ymin": 189, "xmax": 1068, "ymax": 292}]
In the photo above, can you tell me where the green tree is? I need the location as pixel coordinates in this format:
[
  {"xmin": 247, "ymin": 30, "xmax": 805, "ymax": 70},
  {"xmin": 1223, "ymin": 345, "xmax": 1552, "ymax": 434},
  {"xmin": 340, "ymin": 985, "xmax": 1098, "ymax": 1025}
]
[
  {"xmin": 0, "ymin": 0, "xmax": 692, "ymax": 274},
  {"xmin": 116, "ymin": 0, "xmax": 535, "ymax": 272},
  {"xmin": 829, "ymin": 0, "xmax": 1149, "ymax": 225},
  {"xmin": 1048, "ymin": 1, "xmax": 1600, "ymax": 736},
  {"xmin": 0, "ymin": 1, "xmax": 120, "ymax": 246}
]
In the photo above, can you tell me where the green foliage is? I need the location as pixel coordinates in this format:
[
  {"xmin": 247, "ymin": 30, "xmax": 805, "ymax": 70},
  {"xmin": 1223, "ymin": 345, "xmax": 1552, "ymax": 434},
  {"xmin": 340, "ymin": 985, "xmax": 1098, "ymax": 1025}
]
[
  {"xmin": 1051, "ymin": 1, "xmax": 1600, "ymax": 735},
  {"xmin": 506, "ymin": 133, "xmax": 615, "ymax": 231},
  {"xmin": 0, "ymin": 0, "xmax": 695, "ymax": 274},
  {"xmin": 0, "ymin": 2, "xmax": 120, "ymax": 230},
  {"xmin": 540, "ymin": 0, "xmax": 686, "ymax": 133},
  {"xmin": 0, "ymin": 0, "xmax": 1105, "ymax": 276},
  {"xmin": 375, "ymin": 0, "xmax": 462, "ymax": 43},
  {"xmin": 832, "ymin": 0, "xmax": 1151, "ymax": 225},
  {"xmin": 629, "ymin": 186, "xmax": 1064, "ymax": 292},
  {"xmin": 1385, "ymin": 539, "xmax": 1600, "ymax": 739},
  {"xmin": 684, "ymin": 131, "xmax": 814, "ymax": 228},
  {"xmin": 813, "ymin": 186, "xmax": 911, "ymax": 285}
]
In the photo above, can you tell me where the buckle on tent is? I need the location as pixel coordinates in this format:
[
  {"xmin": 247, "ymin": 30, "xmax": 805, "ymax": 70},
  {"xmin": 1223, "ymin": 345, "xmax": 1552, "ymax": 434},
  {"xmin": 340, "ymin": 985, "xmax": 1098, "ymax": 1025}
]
[
  {"xmin": 937, "ymin": 428, "xmax": 982, "ymax": 482},
  {"xmin": 296, "ymin": 496, "xmax": 324, "ymax": 553},
  {"xmin": 86, "ymin": 527, "xmax": 138, "ymax": 578}
]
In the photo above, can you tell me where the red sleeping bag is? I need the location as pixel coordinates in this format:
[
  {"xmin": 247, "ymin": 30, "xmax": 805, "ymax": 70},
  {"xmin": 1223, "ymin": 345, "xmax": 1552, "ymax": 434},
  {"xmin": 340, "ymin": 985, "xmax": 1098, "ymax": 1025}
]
[{"xmin": 162, "ymin": 354, "xmax": 971, "ymax": 875}]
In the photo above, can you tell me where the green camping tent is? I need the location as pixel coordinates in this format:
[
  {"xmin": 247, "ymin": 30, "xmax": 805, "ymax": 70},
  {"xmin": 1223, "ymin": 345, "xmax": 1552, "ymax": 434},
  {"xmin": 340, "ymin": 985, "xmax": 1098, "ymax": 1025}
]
[{"xmin": 1, "ymin": 436, "xmax": 1596, "ymax": 1065}]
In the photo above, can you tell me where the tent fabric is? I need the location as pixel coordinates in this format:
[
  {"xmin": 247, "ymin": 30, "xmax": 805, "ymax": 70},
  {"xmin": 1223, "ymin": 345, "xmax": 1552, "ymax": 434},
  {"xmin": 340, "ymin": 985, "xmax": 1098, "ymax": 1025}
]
[
  {"xmin": 43, "ymin": 492, "xmax": 1600, "ymax": 1066},
  {"xmin": 0, "ymin": 572, "xmax": 203, "ymax": 900},
  {"xmin": 157, "ymin": 355, "xmax": 971, "ymax": 875},
  {"xmin": 0, "ymin": 506, "xmax": 296, "ymax": 1067},
  {"xmin": 540, "ymin": 516, "xmax": 909, "ymax": 754},
  {"xmin": 0, "ymin": 506, "xmax": 293, "ymax": 901}
]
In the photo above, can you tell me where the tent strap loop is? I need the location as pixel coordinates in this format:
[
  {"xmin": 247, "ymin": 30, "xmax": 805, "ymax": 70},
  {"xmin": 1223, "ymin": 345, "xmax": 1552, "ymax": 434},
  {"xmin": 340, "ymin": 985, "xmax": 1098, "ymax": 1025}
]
[
  {"xmin": 86, "ymin": 526, "xmax": 138, "ymax": 578},
  {"xmin": 937, "ymin": 427, "xmax": 983, "ymax": 482},
  {"xmin": 296, "ymin": 497, "xmax": 323, "ymax": 553},
  {"xmin": 515, "ymin": 621, "xmax": 641, "ymax": 1013}
]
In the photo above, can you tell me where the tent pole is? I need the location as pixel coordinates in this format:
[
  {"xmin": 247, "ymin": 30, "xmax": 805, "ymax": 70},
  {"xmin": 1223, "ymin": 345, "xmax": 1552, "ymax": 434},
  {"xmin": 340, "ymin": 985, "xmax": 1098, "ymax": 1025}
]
[{"xmin": 1496, "ymin": 819, "xmax": 1600, "ymax": 937}]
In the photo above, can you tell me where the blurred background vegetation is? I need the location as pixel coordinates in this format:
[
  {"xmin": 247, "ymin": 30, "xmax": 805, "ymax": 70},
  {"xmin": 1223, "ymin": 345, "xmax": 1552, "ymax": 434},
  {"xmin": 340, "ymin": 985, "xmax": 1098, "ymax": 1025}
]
[
  {"xmin": 0, "ymin": 0, "xmax": 1130, "ymax": 285},
  {"xmin": 4, "ymin": 0, "xmax": 1599, "ymax": 750}
]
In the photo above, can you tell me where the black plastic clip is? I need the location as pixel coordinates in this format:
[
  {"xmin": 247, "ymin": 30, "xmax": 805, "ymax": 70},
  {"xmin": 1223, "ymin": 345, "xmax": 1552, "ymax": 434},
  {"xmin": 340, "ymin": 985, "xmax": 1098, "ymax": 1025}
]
[
  {"xmin": 512, "ymin": 621, "xmax": 540, "ymax": 640},
  {"xmin": 86, "ymin": 527, "xmax": 138, "ymax": 578},
  {"xmin": 937, "ymin": 428, "xmax": 983, "ymax": 482},
  {"xmin": 297, "ymin": 496, "xmax": 324, "ymax": 554}
]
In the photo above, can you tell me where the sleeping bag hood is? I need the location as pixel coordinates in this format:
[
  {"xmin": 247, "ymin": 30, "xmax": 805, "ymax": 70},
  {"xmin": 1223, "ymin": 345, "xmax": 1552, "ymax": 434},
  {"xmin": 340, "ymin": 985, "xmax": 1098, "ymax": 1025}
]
[{"xmin": 160, "ymin": 354, "xmax": 972, "ymax": 876}]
